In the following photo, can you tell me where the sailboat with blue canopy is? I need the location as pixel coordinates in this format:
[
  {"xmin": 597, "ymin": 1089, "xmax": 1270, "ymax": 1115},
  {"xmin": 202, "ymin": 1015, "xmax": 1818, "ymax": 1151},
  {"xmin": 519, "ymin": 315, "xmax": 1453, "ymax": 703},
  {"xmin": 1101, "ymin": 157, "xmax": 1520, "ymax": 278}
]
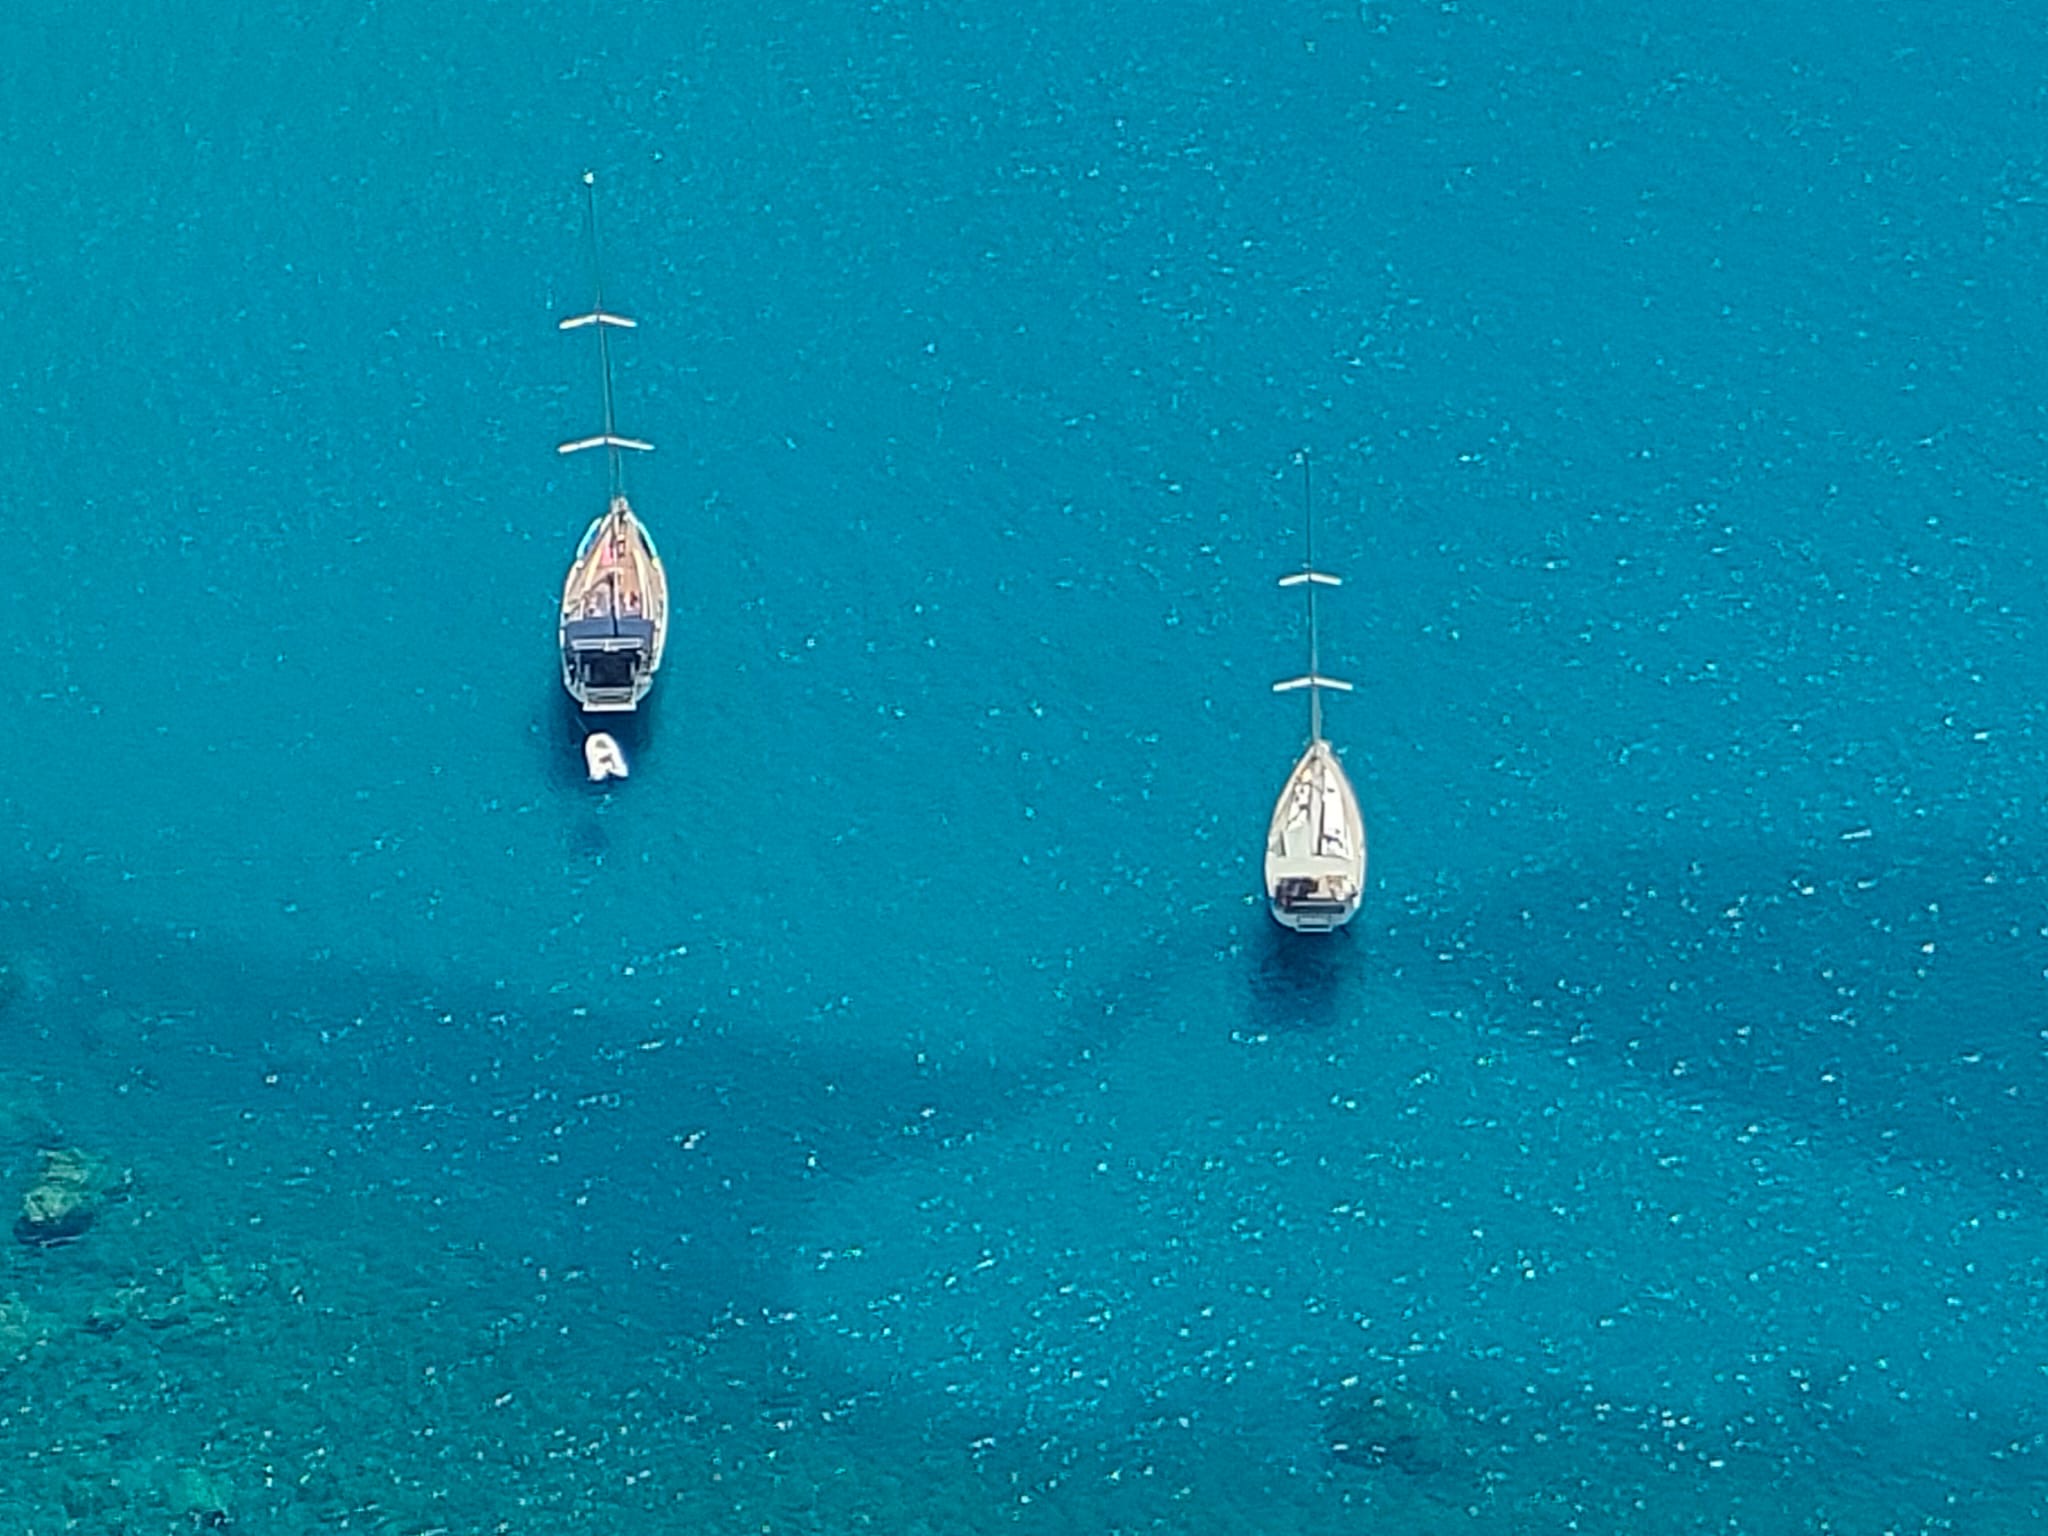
[{"xmin": 557, "ymin": 173, "xmax": 669, "ymax": 735}]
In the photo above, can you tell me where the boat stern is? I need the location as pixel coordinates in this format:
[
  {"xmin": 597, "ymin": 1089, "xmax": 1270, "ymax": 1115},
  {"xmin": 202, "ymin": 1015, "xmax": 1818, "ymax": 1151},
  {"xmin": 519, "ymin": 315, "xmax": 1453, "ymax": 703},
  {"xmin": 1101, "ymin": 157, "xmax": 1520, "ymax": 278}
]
[{"xmin": 560, "ymin": 614, "xmax": 658, "ymax": 711}]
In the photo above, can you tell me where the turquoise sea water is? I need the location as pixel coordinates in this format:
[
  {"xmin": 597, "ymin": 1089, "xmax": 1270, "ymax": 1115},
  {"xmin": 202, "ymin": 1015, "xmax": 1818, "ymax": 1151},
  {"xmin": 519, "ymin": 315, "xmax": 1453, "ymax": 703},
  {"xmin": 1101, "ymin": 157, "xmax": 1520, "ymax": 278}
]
[{"xmin": 4, "ymin": 0, "xmax": 2048, "ymax": 1529}]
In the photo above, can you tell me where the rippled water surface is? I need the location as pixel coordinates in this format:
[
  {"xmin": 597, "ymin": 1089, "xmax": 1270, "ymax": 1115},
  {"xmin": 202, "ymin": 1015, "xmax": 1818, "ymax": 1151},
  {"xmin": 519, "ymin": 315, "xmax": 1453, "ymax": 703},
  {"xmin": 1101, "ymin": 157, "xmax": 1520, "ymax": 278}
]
[{"xmin": 2, "ymin": 0, "xmax": 2046, "ymax": 1530}]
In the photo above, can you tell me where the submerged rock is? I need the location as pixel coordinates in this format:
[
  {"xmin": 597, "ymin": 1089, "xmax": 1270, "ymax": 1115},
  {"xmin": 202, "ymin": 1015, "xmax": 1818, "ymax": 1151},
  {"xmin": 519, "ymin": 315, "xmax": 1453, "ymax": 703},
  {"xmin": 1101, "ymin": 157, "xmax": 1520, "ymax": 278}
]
[
  {"xmin": 84, "ymin": 1256, "xmax": 244, "ymax": 1336},
  {"xmin": 167, "ymin": 1465, "xmax": 234, "ymax": 1528},
  {"xmin": 1324, "ymin": 1383, "xmax": 1461, "ymax": 1475},
  {"xmin": 76, "ymin": 1004, "xmax": 146, "ymax": 1056},
  {"xmin": 0, "ymin": 944, "xmax": 53, "ymax": 1020},
  {"xmin": 0, "ymin": 1091, "xmax": 58, "ymax": 1153},
  {"xmin": 15, "ymin": 1147, "xmax": 119, "ymax": 1246},
  {"xmin": 0, "ymin": 1299, "xmax": 54, "ymax": 1363}
]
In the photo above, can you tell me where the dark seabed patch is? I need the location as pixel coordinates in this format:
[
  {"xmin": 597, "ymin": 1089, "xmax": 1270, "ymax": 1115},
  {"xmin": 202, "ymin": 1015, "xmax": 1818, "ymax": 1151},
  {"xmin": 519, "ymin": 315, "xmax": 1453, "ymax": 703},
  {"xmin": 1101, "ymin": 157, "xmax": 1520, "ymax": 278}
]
[{"xmin": 1430, "ymin": 834, "xmax": 2048, "ymax": 1198}]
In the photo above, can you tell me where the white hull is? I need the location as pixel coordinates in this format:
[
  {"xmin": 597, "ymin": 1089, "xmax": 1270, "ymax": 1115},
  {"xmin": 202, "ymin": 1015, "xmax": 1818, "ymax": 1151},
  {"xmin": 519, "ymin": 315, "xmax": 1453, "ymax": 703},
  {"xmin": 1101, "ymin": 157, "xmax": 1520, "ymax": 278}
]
[{"xmin": 1264, "ymin": 738, "xmax": 1365, "ymax": 932}]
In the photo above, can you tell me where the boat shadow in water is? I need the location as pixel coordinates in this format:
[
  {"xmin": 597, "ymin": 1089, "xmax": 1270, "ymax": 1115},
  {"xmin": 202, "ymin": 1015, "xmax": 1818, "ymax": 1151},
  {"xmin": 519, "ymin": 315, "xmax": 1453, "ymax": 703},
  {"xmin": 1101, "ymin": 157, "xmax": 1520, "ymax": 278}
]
[
  {"xmin": 1243, "ymin": 918, "xmax": 1355, "ymax": 1033},
  {"xmin": 535, "ymin": 685, "xmax": 657, "ymax": 799}
]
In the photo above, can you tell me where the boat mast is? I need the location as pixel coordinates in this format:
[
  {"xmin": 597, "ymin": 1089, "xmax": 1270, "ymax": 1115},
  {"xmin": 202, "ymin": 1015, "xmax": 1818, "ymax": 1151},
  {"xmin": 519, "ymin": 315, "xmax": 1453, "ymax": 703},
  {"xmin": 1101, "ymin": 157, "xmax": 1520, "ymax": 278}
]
[
  {"xmin": 1273, "ymin": 449, "xmax": 1352, "ymax": 743},
  {"xmin": 1301, "ymin": 453, "xmax": 1324, "ymax": 743},
  {"xmin": 557, "ymin": 171, "xmax": 653, "ymax": 495}
]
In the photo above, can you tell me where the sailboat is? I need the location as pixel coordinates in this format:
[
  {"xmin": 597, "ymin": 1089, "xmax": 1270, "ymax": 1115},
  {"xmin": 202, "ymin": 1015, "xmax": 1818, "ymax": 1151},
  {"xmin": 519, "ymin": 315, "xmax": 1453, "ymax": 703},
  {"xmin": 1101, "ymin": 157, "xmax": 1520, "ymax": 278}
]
[
  {"xmin": 557, "ymin": 172, "xmax": 668, "ymax": 779},
  {"xmin": 1264, "ymin": 453, "xmax": 1366, "ymax": 932}
]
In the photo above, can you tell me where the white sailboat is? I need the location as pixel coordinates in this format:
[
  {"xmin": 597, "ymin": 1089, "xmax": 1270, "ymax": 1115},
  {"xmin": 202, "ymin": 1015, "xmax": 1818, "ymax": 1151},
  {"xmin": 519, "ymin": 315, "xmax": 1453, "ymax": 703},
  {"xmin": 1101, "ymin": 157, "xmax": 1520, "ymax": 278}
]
[
  {"xmin": 555, "ymin": 173, "xmax": 668, "ymax": 781},
  {"xmin": 1264, "ymin": 454, "xmax": 1366, "ymax": 932}
]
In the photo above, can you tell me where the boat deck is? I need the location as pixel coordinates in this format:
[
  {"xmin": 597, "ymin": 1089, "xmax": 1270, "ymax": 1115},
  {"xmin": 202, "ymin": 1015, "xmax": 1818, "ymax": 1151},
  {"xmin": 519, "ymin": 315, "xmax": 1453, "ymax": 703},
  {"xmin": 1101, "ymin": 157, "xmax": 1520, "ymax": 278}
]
[
  {"xmin": 1265, "ymin": 739, "xmax": 1365, "ymax": 925},
  {"xmin": 562, "ymin": 497, "xmax": 665, "ymax": 631},
  {"xmin": 560, "ymin": 495, "xmax": 668, "ymax": 711}
]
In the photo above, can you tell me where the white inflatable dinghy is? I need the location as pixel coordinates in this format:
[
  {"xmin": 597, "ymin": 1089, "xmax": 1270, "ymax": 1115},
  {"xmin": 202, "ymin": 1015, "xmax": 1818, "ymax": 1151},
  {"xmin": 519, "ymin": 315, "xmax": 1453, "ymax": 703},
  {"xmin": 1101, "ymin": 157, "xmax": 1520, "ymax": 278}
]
[{"xmin": 584, "ymin": 731, "xmax": 630, "ymax": 782}]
